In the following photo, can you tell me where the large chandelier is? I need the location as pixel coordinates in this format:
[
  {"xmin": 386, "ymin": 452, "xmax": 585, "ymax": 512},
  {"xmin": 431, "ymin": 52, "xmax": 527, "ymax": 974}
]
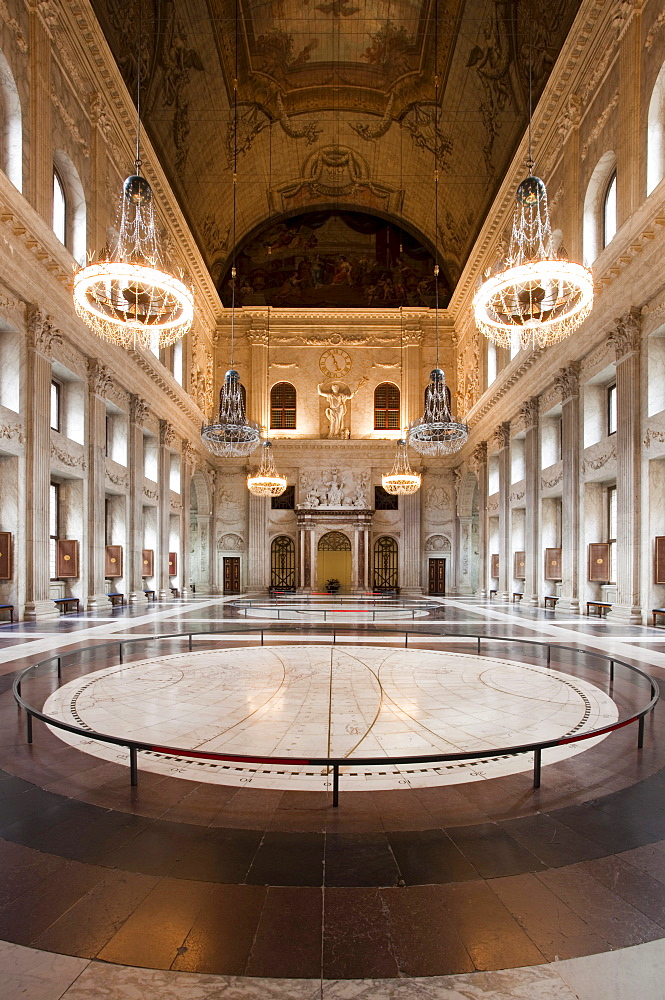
[
  {"xmin": 408, "ymin": 367, "xmax": 468, "ymax": 455},
  {"xmin": 201, "ymin": 367, "xmax": 260, "ymax": 457},
  {"xmin": 382, "ymin": 439, "xmax": 421, "ymax": 495},
  {"xmin": 247, "ymin": 441, "xmax": 287, "ymax": 497},
  {"xmin": 73, "ymin": 172, "xmax": 193, "ymax": 349},
  {"xmin": 473, "ymin": 173, "xmax": 593, "ymax": 350}
]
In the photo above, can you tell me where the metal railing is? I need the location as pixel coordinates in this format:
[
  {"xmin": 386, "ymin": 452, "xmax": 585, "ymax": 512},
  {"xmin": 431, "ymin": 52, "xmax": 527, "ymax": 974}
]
[{"xmin": 13, "ymin": 624, "xmax": 659, "ymax": 807}]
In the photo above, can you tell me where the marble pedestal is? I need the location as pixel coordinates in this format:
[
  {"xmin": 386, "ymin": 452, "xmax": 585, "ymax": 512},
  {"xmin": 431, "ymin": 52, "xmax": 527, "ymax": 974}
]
[{"xmin": 23, "ymin": 600, "xmax": 60, "ymax": 621}]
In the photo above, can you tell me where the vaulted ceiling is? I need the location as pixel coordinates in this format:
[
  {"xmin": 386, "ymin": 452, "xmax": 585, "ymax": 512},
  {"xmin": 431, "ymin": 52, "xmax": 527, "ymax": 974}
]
[{"xmin": 91, "ymin": 0, "xmax": 581, "ymax": 298}]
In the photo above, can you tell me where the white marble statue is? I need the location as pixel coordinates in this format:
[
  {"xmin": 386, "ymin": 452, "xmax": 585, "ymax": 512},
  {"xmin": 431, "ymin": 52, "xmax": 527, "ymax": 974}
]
[{"xmin": 317, "ymin": 377, "xmax": 367, "ymax": 439}]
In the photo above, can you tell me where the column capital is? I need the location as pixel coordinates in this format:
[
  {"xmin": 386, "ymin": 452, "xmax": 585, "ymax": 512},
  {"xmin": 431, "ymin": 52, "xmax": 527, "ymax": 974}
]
[
  {"xmin": 129, "ymin": 394, "xmax": 149, "ymax": 425},
  {"xmin": 26, "ymin": 305, "xmax": 61, "ymax": 358},
  {"xmin": 160, "ymin": 419, "xmax": 178, "ymax": 450},
  {"xmin": 87, "ymin": 359, "xmax": 112, "ymax": 397},
  {"xmin": 609, "ymin": 307, "xmax": 641, "ymax": 361},
  {"xmin": 182, "ymin": 441, "xmax": 198, "ymax": 468},
  {"xmin": 520, "ymin": 396, "xmax": 539, "ymax": 429},
  {"xmin": 491, "ymin": 422, "xmax": 510, "ymax": 451},
  {"xmin": 471, "ymin": 441, "xmax": 487, "ymax": 469},
  {"xmin": 554, "ymin": 361, "xmax": 580, "ymax": 400}
]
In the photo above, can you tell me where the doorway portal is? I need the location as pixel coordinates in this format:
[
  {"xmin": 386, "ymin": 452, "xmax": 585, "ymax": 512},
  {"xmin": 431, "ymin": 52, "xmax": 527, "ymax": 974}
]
[{"xmin": 317, "ymin": 531, "xmax": 351, "ymax": 592}]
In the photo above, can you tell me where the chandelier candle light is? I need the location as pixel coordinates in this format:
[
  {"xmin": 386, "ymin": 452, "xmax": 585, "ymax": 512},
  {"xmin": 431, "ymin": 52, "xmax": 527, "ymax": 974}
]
[
  {"xmin": 247, "ymin": 440, "xmax": 287, "ymax": 497},
  {"xmin": 73, "ymin": 7, "xmax": 192, "ymax": 349},
  {"xmin": 382, "ymin": 439, "xmax": 421, "ymax": 495}
]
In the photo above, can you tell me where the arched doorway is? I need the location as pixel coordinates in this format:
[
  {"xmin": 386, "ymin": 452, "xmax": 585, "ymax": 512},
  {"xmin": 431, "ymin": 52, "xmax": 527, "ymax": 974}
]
[
  {"xmin": 373, "ymin": 536, "xmax": 398, "ymax": 592},
  {"xmin": 271, "ymin": 535, "xmax": 296, "ymax": 592},
  {"xmin": 189, "ymin": 471, "xmax": 211, "ymax": 593},
  {"xmin": 317, "ymin": 531, "xmax": 351, "ymax": 592}
]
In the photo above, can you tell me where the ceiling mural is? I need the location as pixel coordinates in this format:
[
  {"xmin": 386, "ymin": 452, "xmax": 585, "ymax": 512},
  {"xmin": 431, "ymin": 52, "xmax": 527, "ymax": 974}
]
[
  {"xmin": 90, "ymin": 0, "xmax": 583, "ymax": 305},
  {"xmin": 220, "ymin": 209, "xmax": 448, "ymax": 308}
]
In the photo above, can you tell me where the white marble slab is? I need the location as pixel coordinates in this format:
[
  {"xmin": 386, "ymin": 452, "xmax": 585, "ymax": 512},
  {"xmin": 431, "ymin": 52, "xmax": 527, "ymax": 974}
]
[
  {"xmin": 0, "ymin": 940, "xmax": 88, "ymax": 999},
  {"xmin": 554, "ymin": 936, "xmax": 665, "ymax": 1000},
  {"xmin": 43, "ymin": 644, "xmax": 617, "ymax": 791}
]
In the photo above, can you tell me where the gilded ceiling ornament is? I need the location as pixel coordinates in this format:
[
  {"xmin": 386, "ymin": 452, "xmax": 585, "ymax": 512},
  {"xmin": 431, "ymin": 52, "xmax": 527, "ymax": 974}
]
[
  {"xmin": 278, "ymin": 145, "xmax": 401, "ymax": 210},
  {"xmin": 275, "ymin": 92, "xmax": 322, "ymax": 145}
]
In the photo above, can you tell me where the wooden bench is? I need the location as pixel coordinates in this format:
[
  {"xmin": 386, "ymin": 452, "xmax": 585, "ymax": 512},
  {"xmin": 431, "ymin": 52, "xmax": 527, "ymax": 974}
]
[
  {"xmin": 144, "ymin": 590, "xmax": 155, "ymax": 601},
  {"xmin": 586, "ymin": 601, "xmax": 611, "ymax": 617},
  {"xmin": 512, "ymin": 592, "xmax": 523, "ymax": 602},
  {"xmin": 652, "ymin": 608, "xmax": 665, "ymax": 628},
  {"xmin": 53, "ymin": 597, "xmax": 80, "ymax": 615},
  {"xmin": 108, "ymin": 593, "xmax": 125, "ymax": 607},
  {"xmin": 544, "ymin": 596, "xmax": 559, "ymax": 610},
  {"xmin": 0, "ymin": 604, "xmax": 14, "ymax": 623},
  {"xmin": 489, "ymin": 589, "xmax": 497, "ymax": 600},
  {"xmin": 169, "ymin": 587, "xmax": 180, "ymax": 599}
]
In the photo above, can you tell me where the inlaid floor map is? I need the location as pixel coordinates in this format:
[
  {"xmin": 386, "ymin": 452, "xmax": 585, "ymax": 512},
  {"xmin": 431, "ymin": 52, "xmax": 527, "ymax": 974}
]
[{"xmin": 43, "ymin": 645, "xmax": 619, "ymax": 790}]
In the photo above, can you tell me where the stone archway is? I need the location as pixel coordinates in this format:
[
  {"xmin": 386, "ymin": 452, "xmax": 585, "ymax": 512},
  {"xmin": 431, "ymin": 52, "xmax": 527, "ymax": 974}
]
[
  {"xmin": 317, "ymin": 530, "xmax": 352, "ymax": 592},
  {"xmin": 189, "ymin": 471, "xmax": 211, "ymax": 592}
]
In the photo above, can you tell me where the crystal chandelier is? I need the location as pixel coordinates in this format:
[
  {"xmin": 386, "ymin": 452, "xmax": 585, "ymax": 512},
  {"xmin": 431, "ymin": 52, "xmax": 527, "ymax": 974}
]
[
  {"xmin": 247, "ymin": 441, "xmax": 287, "ymax": 497},
  {"xmin": 382, "ymin": 439, "xmax": 421, "ymax": 495},
  {"xmin": 201, "ymin": 367, "xmax": 260, "ymax": 457},
  {"xmin": 73, "ymin": 6, "xmax": 192, "ymax": 350},
  {"xmin": 408, "ymin": 367, "xmax": 468, "ymax": 455},
  {"xmin": 73, "ymin": 173, "xmax": 194, "ymax": 349},
  {"xmin": 473, "ymin": 173, "xmax": 593, "ymax": 350}
]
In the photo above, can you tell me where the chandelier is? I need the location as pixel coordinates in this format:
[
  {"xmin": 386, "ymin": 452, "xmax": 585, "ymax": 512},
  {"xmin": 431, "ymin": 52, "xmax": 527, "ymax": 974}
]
[
  {"xmin": 201, "ymin": 367, "xmax": 260, "ymax": 457},
  {"xmin": 408, "ymin": 367, "xmax": 468, "ymax": 455},
  {"xmin": 473, "ymin": 173, "xmax": 593, "ymax": 350},
  {"xmin": 247, "ymin": 441, "xmax": 287, "ymax": 497},
  {"xmin": 73, "ymin": 173, "xmax": 194, "ymax": 349},
  {"xmin": 382, "ymin": 439, "xmax": 421, "ymax": 495}
]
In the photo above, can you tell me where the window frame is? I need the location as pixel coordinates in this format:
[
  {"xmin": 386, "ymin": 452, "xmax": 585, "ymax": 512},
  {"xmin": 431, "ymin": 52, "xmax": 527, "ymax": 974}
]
[
  {"xmin": 50, "ymin": 379, "xmax": 61, "ymax": 432},
  {"xmin": 373, "ymin": 382, "xmax": 400, "ymax": 431},
  {"xmin": 49, "ymin": 481, "xmax": 60, "ymax": 581},
  {"xmin": 607, "ymin": 382, "xmax": 617, "ymax": 436},
  {"xmin": 270, "ymin": 381, "xmax": 297, "ymax": 430},
  {"xmin": 602, "ymin": 171, "xmax": 617, "ymax": 249},
  {"xmin": 52, "ymin": 167, "xmax": 66, "ymax": 245}
]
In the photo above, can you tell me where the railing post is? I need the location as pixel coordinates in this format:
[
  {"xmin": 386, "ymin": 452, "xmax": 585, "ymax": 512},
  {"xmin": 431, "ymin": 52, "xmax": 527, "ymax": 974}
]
[
  {"xmin": 130, "ymin": 746, "xmax": 138, "ymax": 785},
  {"xmin": 57, "ymin": 657, "xmax": 61, "ymax": 679},
  {"xmin": 261, "ymin": 630, "xmax": 264, "ymax": 646},
  {"xmin": 547, "ymin": 645, "xmax": 551, "ymax": 667},
  {"xmin": 119, "ymin": 643, "xmax": 123, "ymax": 664},
  {"xmin": 405, "ymin": 631, "xmax": 408, "ymax": 648},
  {"xmin": 477, "ymin": 636, "xmax": 481, "ymax": 655},
  {"xmin": 533, "ymin": 747, "xmax": 541, "ymax": 788},
  {"xmin": 609, "ymin": 660, "xmax": 614, "ymax": 684},
  {"xmin": 638, "ymin": 715, "xmax": 645, "ymax": 749},
  {"xmin": 333, "ymin": 629, "xmax": 336, "ymax": 645},
  {"xmin": 332, "ymin": 764, "xmax": 339, "ymax": 807},
  {"xmin": 26, "ymin": 712, "xmax": 32, "ymax": 744},
  {"xmin": 189, "ymin": 633, "xmax": 193, "ymax": 651}
]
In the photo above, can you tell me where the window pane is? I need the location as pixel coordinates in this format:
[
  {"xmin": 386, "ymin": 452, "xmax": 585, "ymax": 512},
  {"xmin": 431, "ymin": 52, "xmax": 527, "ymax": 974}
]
[
  {"xmin": 608, "ymin": 486, "xmax": 617, "ymax": 539},
  {"xmin": 603, "ymin": 174, "xmax": 617, "ymax": 247},
  {"xmin": 49, "ymin": 483, "xmax": 58, "ymax": 538},
  {"xmin": 172, "ymin": 339, "xmax": 183, "ymax": 385},
  {"xmin": 50, "ymin": 381, "xmax": 60, "ymax": 431},
  {"xmin": 53, "ymin": 171, "xmax": 66, "ymax": 244},
  {"xmin": 608, "ymin": 384, "xmax": 617, "ymax": 435}
]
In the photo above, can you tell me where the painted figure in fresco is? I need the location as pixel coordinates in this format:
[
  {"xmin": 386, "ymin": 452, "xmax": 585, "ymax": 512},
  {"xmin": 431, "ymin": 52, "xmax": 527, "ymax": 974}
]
[
  {"xmin": 317, "ymin": 378, "xmax": 367, "ymax": 438},
  {"xmin": 331, "ymin": 255, "xmax": 353, "ymax": 285}
]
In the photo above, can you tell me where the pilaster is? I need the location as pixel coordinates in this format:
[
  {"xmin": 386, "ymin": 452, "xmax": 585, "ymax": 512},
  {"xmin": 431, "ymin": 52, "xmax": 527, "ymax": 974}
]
[
  {"xmin": 180, "ymin": 443, "xmax": 196, "ymax": 599},
  {"xmin": 400, "ymin": 491, "xmax": 422, "ymax": 594},
  {"xmin": 86, "ymin": 360, "xmax": 112, "ymax": 611},
  {"xmin": 522, "ymin": 397, "xmax": 540, "ymax": 606},
  {"xmin": 472, "ymin": 442, "xmax": 488, "ymax": 597},
  {"xmin": 158, "ymin": 420, "xmax": 176, "ymax": 600},
  {"xmin": 247, "ymin": 492, "xmax": 269, "ymax": 594},
  {"xmin": 27, "ymin": 3, "xmax": 52, "ymax": 219},
  {"xmin": 127, "ymin": 396, "xmax": 148, "ymax": 605},
  {"xmin": 494, "ymin": 422, "xmax": 511, "ymax": 601},
  {"xmin": 556, "ymin": 363, "xmax": 581, "ymax": 614}
]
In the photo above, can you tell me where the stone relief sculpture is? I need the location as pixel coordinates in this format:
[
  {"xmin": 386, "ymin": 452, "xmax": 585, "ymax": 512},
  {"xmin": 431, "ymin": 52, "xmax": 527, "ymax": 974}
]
[
  {"xmin": 318, "ymin": 377, "xmax": 367, "ymax": 438},
  {"xmin": 299, "ymin": 469, "xmax": 370, "ymax": 508}
]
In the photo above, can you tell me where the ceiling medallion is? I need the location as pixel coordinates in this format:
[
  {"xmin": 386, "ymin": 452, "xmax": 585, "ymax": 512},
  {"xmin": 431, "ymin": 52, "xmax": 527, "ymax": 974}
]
[
  {"xmin": 247, "ymin": 440, "xmax": 287, "ymax": 497},
  {"xmin": 73, "ymin": 173, "xmax": 194, "ymax": 350},
  {"xmin": 473, "ymin": 174, "xmax": 593, "ymax": 350},
  {"xmin": 382, "ymin": 439, "xmax": 421, "ymax": 495}
]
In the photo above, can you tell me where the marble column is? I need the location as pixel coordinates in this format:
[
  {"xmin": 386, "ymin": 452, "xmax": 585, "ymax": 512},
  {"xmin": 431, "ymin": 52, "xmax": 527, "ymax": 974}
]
[
  {"xmin": 158, "ymin": 421, "xmax": 176, "ymax": 601},
  {"xmin": 522, "ymin": 397, "xmax": 541, "ymax": 606},
  {"xmin": 209, "ymin": 469, "xmax": 221, "ymax": 594},
  {"xmin": 555, "ymin": 363, "xmax": 581, "ymax": 614},
  {"xmin": 494, "ymin": 423, "xmax": 511, "ymax": 601},
  {"xmin": 618, "ymin": 4, "xmax": 642, "ymax": 222},
  {"xmin": 401, "ymin": 315, "xmax": 422, "ymax": 429},
  {"xmin": 473, "ymin": 442, "xmax": 488, "ymax": 597},
  {"xmin": 247, "ymin": 492, "xmax": 269, "ymax": 595},
  {"xmin": 180, "ymin": 443, "xmax": 197, "ymax": 599},
  {"xmin": 608, "ymin": 310, "xmax": 642, "ymax": 623},
  {"xmin": 127, "ymin": 395, "xmax": 148, "ymax": 605},
  {"xmin": 248, "ymin": 322, "xmax": 269, "ymax": 430},
  {"xmin": 400, "ymin": 491, "xmax": 422, "ymax": 595},
  {"xmin": 24, "ymin": 308, "xmax": 60, "ymax": 620},
  {"xmin": 86, "ymin": 361, "xmax": 112, "ymax": 611}
]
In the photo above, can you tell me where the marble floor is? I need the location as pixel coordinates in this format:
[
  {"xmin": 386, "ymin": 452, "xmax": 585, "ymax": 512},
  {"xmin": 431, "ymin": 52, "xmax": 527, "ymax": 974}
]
[
  {"xmin": 1, "ymin": 594, "xmax": 665, "ymax": 997},
  {"xmin": 41, "ymin": 645, "xmax": 618, "ymax": 789}
]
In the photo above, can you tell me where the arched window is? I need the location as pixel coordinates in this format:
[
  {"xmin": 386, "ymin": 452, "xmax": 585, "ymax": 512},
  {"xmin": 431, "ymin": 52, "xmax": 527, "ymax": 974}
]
[
  {"xmin": 374, "ymin": 382, "xmax": 400, "ymax": 430},
  {"xmin": 0, "ymin": 49, "xmax": 22, "ymax": 191},
  {"xmin": 271, "ymin": 535, "xmax": 296, "ymax": 591},
  {"xmin": 648, "ymin": 62, "xmax": 665, "ymax": 196},
  {"xmin": 270, "ymin": 382, "xmax": 296, "ymax": 429},
  {"xmin": 602, "ymin": 172, "xmax": 617, "ymax": 248},
  {"xmin": 52, "ymin": 150, "xmax": 86, "ymax": 263},
  {"xmin": 52, "ymin": 169, "xmax": 66, "ymax": 245},
  {"xmin": 582, "ymin": 151, "xmax": 616, "ymax": 264},
  {"xmin": 373, "ymin": 536, "xmax": 398, "ymax": 591}
]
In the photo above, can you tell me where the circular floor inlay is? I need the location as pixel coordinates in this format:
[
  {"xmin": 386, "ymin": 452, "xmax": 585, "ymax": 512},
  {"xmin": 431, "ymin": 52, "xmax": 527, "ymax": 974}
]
[{"xmin": 43, "ymin": 645, "xmax": 619, "ymax": 790}]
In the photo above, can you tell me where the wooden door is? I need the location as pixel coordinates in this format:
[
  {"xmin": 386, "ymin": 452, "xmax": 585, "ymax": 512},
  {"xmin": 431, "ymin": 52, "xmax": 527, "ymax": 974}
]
[
  {"xmin": 428, "ymin": 558, "xmax": 446, "ymax": 594},
  {"xmin": 223, "ymin": 557, "xmax": 241, "ymax": 593}
]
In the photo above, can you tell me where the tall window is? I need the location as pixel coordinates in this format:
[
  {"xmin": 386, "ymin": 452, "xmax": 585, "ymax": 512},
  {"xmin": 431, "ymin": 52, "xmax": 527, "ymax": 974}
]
[
  {"xmin": 608, "ymin": 485, "xmax": 617, "ymax": 584},
  {"xmin": 374, "ymin": 383, "xmax": 400, "ymax": 430},
  {"xmin": 603, "ymin": 172, "xmax": 617, "ymax": 248},
  {"xmin": 607, "ymin": 383, "xmax": 617, "ymax": 435},
  {"xmin": 270, "ymin": 382, "xmax": 296, "ymax": 429},
  {"xmin": 52, "ymin": 169, "xmax": 66, "ymax": 245},
  {"xmin": 49, "ymin": 482, "xmax": 60, "ymax": 579},
  {"xmin": 50, "ymin": 380, "xmax": 61, "ymax": 432}
]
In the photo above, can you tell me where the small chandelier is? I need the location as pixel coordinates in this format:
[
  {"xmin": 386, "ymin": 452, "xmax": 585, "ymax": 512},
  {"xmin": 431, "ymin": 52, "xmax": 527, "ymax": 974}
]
[
  {"xmin": 473, "ymin": 173, "xmax": 593, "ymax": 350},
  {"xmin": 73, "ymin": 172, "xmax": 194, "ymax": 350},
  {"xmin": 247, "ymin": 441, "xmax": 287, "ymax": 497},
  {"xmin": 382, "ymin": 439, "xmax": 421, "ymax": 495},
  {"xmin": 202, "ymin": 367, "xmax": 260, "ymax": 457},
  {"xmin": 408, "ymin": 367, "xmax": 468, "ymax": 456}
]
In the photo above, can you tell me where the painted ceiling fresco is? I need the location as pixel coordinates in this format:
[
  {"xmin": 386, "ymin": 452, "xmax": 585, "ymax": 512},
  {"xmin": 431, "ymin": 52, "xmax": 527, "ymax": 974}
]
[{"xmin": 90, "ymin": 0, "xmax": 583, "ymax": 307}]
